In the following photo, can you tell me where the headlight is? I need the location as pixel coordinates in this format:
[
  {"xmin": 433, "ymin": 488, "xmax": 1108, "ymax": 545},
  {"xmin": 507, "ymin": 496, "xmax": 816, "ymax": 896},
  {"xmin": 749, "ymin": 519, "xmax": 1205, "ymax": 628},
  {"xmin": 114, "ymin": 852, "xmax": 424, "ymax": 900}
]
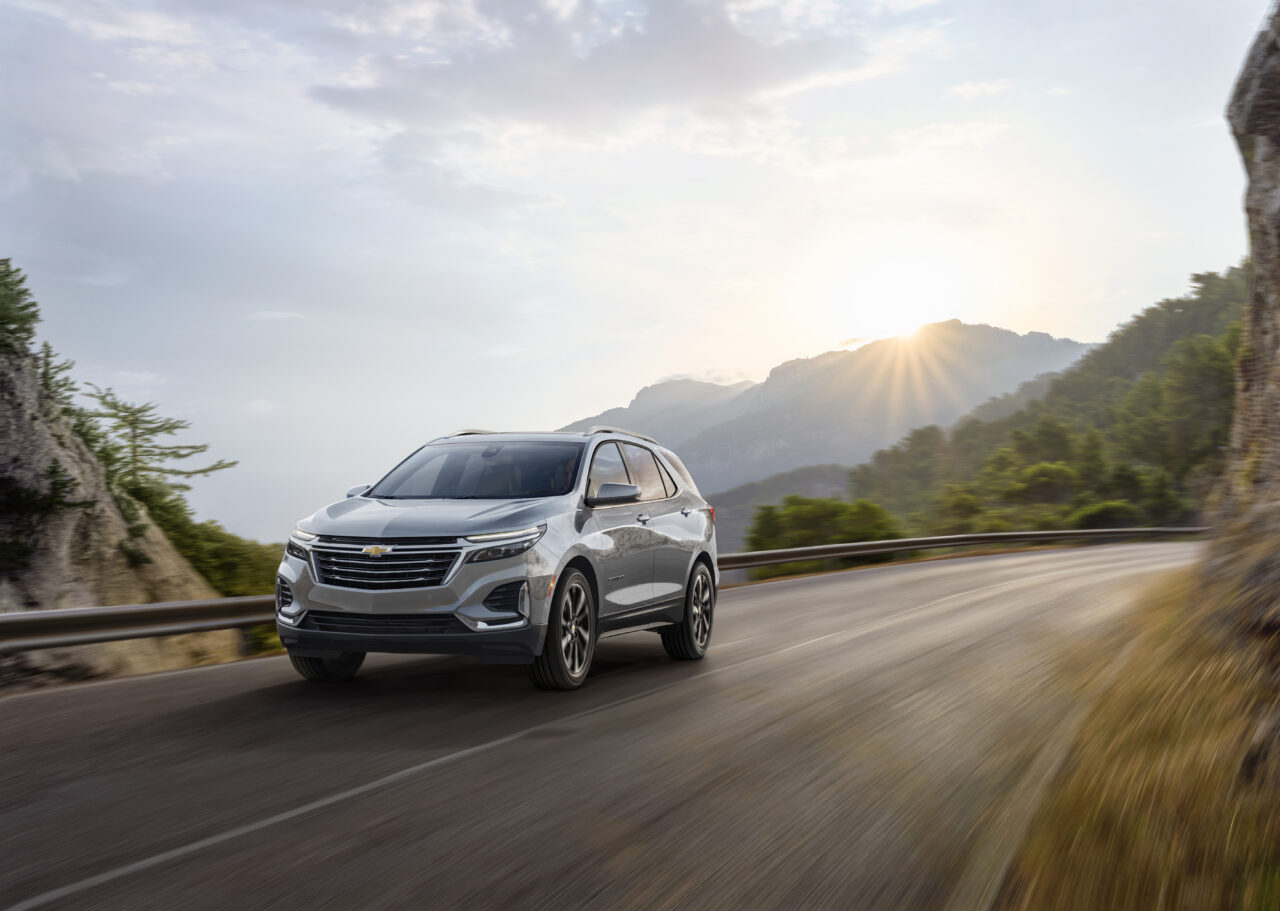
[
  {"xmin": 465, "ymin": 526, "xmax": 545, "ymax": 563},
  {"xmin": 292, "ymin": 528, "xmax": 317, "ymax": 541},
  {"xmin": 286, "ymin": 540, "xmax": 309, "ymax": 560}
]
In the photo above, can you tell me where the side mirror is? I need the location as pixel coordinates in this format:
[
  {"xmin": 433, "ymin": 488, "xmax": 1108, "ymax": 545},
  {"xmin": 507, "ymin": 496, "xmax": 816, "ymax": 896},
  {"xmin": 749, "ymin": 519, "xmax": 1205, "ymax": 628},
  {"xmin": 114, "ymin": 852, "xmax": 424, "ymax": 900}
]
[
  {"xmin": 587, "ymin": 482, "xmax": 641, "ymax": 507},
  {"xmin": 346, "ymin": 484, "xmax": 371, "ymax": 499}
]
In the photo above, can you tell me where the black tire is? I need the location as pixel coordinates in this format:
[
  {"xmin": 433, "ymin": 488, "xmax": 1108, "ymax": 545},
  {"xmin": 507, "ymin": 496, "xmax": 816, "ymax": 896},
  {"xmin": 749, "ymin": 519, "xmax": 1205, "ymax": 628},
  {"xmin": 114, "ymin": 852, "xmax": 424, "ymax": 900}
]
[
  {"xmin": 288, "ymin": 651, "xmax": 366, "ymax": 682},
  {"xmin": 661, "ymin": 562, "xmax": 714, "ymax": 661},
  {"xmin": 530, "ymin": 569, "xmax": 596, "ymax": 690}
]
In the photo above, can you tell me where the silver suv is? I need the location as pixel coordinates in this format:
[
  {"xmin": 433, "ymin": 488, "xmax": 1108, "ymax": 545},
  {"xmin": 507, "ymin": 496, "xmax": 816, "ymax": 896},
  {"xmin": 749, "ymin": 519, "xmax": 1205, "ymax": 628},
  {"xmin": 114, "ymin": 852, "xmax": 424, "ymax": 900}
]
[{"xmin": 275, "ymin": 428, "xmax": 717, "ymax": 690}]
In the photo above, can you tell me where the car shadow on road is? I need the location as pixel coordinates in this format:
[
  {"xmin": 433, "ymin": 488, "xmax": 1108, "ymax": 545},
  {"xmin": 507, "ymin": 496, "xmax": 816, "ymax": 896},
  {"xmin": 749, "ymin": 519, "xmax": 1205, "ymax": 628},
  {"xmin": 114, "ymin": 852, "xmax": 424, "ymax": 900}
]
[{"xmin": 133, "ymin": 636, "xmax": 698, "ymax": 758}]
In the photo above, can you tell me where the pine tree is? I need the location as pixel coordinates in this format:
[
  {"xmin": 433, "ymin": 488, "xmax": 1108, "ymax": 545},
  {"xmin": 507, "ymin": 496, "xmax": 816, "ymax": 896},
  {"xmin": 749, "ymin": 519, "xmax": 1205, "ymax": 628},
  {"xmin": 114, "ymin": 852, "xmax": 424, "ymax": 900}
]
[
  {"xmin": 84, "ymin": 385, "xmax": 238, "ymax": 488},
  {"xmin": 0, "ymin": 259, "xmax": 40, "ymax": 355},
  {"xmin": 38, "ymin": 342, "xmax": 77, "ymax": 410}
]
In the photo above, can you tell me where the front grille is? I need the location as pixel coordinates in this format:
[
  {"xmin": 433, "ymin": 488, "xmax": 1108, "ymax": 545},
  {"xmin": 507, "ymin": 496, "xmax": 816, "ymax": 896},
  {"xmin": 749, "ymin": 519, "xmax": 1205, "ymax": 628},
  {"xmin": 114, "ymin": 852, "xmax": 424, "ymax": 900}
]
[
  {"xmin": 317, "ymin": 535, "xmax": 458, "ymax": 546},
  {"xmin": 483, "ymin": 581, "xmax": 526, "ymax": 614},
  {"xmin": 311, "ymin": 545, "xmax": 460, "ymax": 590},
  {"xmin": 302, "ymin": 610, "xmax": 468, "ymax": 635}
]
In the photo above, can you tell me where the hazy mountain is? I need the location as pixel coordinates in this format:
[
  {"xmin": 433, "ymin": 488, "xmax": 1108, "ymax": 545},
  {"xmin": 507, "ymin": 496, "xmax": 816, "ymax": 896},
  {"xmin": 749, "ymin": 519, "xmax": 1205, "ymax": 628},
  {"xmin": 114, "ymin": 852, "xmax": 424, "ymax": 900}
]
[
  {"xmin": 562, "ymin": 320, "xmax": 1090, "ymax": 494},
  {"xmin": 560, "ymin": 377, "xmax": 754, "ymax": 444}
]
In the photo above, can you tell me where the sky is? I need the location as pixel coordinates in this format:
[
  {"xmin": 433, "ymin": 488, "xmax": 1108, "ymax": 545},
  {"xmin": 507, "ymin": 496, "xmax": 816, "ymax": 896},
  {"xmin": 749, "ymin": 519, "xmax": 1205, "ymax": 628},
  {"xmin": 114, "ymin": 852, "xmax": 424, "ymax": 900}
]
[{"xmin": 0, "ymin": 0, "xmax": 1267, "ymax": 540}]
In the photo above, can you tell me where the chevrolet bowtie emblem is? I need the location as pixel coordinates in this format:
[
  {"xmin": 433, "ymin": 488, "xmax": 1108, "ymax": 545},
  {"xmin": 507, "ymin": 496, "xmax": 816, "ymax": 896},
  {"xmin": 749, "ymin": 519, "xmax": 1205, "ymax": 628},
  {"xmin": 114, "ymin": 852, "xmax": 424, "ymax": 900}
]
[{"xmin": 362, "ymin": 545, "xmax": 394, "ymax": 556}]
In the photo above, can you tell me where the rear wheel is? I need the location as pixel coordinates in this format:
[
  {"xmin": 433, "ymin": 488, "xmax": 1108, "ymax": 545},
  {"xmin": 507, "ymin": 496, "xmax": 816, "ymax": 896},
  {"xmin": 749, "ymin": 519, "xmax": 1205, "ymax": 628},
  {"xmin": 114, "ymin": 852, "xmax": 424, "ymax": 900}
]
[
  {"xmin": 288, "ymin": 651, "xmax": 365, "ymax": 682},
  {"xmin": 661, "ymin": 563, "xmax": 714, "ymax": 660},
  {"xmin": 530, "ymin": 569, "xmax": 595, "ymax": 690}
]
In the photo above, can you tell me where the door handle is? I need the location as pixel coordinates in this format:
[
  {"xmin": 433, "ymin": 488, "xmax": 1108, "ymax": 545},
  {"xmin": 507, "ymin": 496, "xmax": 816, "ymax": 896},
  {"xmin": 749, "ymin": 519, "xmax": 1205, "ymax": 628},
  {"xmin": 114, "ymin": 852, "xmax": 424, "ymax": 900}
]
[
  {"xmin": 680, "ymin": 507, "xmax": 692, "ymax": 516},
  {"xmin": 637, "ymin": 513, "xmax": 650, "ymax": 524}
]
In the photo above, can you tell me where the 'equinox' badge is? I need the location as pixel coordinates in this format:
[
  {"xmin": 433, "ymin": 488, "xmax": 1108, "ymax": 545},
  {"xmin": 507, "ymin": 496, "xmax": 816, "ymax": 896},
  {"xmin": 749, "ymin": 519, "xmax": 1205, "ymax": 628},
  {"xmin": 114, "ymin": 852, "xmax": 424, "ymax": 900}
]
[{"xmin": 362, "ymin": 545, "xmax": 393, "ymax": 556}]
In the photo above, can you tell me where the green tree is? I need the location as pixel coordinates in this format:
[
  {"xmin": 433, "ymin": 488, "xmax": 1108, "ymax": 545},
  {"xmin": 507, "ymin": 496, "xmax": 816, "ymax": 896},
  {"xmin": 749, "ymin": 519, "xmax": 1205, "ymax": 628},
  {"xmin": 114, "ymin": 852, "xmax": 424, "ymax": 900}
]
[
  {"xmin": 1141, "ymin": 468, "xmax": 1190, "ymax": 525},
  {"xmin": 0, "ymin": 259, "xmax": 40, "ymax": 355},
  {"xmin": 1069, "ymin": 500, "xmax": 1143, "ymax": 529},
  {"xmin": 936, "ymin": 483, "xmax": 983, "ymax": 533},
  {"xmin": 745, "ymin": 495, "xmax": 900, "ymax": 579},
  {"xmin": 1160, "ymin": 335, "xmax": 1234, "ymax": 478},
  {"xmin": 38, "ymin": 342, "xmax": 77, "ymax": 410},
  {"xmin": 1012, "ymin": 415, "xmax": 1074, "ymax": 465},
  {"xmin": 1016, "ymin": 462, "xmax": 1079, "ymax": 505},
  {"xmin": 85, "ymin": 386, "xmax": 238, "ymax": 487},
  {"xmin": 1077, "ymin": 427, "xmax": 1108, "ymax": 491}
]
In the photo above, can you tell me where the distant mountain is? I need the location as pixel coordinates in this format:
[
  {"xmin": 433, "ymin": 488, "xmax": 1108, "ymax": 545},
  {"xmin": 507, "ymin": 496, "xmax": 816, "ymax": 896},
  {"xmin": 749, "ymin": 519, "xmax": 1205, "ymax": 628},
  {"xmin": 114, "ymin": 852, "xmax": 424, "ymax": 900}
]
[
  {"xmin": 560, "ymin": 378, "xmax": 754, "ymax": 444},
  {"xmin": 562, "ymin": 320, "xmax": 1090, "ymax": 494}
]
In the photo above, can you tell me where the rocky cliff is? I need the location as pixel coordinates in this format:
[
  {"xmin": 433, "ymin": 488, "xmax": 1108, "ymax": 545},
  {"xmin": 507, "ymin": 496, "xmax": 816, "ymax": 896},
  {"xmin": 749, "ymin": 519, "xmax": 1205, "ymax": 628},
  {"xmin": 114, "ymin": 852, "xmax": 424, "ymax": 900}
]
[
  {"xmin": 0, "ymin": 351, "xmax": 240, "ymax": 685},
  {"xmin": 1213, "ymin": 10, "xmax": 1280, "ymax": 632}
]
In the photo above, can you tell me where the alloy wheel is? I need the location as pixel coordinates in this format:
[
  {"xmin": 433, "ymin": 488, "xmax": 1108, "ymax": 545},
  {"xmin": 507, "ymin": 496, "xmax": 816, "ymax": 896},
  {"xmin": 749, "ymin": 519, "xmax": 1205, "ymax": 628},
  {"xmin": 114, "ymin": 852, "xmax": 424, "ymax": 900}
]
[
  {"xmin": 560, "ymin": 581, "xmax": 591, "ymax": 676},
  {"xmin": 691, "ymin": 572, "xmax": 713, "ymax": 648}
]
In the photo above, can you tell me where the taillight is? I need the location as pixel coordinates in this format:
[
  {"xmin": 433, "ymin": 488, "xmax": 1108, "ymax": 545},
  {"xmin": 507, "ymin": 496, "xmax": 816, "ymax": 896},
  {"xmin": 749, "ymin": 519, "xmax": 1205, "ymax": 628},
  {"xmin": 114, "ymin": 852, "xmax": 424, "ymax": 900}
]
[{"xmin": 708, "ymin": 505, "xmax": 715, "ymax": 524}]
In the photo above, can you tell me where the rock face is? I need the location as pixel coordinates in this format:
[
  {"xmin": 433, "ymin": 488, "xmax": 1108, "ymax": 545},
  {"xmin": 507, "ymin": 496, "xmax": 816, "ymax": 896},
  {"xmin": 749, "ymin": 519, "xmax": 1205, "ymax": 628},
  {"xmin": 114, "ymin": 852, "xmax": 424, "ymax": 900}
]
[
  {"xmin": 1214, "ymin": 12, "xmax": 1280, "ymax": 632},
  {"xmin": 0, "ymin": 352, "xmax": 240, "ymax": 684},
  {"xmin": 1224, "ymin": 14, "xmax": 1280, "ymax": 522}
]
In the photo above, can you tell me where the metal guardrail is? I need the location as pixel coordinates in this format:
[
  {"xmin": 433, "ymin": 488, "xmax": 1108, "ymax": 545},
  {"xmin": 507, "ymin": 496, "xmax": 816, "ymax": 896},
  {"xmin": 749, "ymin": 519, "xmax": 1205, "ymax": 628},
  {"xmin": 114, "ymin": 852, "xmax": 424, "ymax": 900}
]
[
  {"xmin": 0, "ymin": 527, "xmax": 1207, "ymax": 653},
  {"xmin": 716, "ymin": 527, "xmax": 1208, "ymax": 570}
]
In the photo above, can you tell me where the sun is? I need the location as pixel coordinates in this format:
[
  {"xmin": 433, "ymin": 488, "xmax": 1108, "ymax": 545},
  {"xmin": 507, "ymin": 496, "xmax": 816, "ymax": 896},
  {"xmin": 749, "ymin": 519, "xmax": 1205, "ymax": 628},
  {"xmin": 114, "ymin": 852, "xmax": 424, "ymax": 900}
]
[{"xmin": 803, "ymin": 224, "xmax": 984, "ymax": 346}]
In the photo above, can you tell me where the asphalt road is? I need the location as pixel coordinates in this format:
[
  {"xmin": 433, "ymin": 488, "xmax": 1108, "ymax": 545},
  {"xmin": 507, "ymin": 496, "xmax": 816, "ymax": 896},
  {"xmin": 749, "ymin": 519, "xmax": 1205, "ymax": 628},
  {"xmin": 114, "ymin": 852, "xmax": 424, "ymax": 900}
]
[{"xmin": 1, "ymin": 542, "xmax": 1201, "ymax": 911}]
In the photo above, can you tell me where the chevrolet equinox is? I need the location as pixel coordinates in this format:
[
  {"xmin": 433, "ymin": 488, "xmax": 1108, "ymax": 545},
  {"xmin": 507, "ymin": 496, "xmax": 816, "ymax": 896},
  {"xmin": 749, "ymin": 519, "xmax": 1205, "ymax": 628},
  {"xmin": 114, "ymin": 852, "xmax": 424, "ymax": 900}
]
[{"xmin": 275, "ymin": 428, "xmax": 717, "ymax": 690}]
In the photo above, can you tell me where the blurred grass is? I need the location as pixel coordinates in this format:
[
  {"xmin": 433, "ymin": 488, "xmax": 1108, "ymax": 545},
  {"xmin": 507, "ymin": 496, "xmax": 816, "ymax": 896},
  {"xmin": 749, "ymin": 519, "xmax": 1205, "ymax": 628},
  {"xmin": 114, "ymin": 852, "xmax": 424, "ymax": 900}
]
[{"xmin": 994, "ymin": 570, "xmax": 1280, "ymax": 910}]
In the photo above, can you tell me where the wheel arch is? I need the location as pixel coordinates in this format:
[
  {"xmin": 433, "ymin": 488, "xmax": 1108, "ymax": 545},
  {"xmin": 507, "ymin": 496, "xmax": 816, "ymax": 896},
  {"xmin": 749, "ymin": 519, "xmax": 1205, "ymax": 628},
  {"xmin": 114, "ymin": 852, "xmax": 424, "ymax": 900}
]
[
  {"xmin": 691, "ymin": 549, "xmax": 717, "ymax": 588},
  {"xmin": 560, "ymin": 554, "xmax": 600, "ymax": 616}
]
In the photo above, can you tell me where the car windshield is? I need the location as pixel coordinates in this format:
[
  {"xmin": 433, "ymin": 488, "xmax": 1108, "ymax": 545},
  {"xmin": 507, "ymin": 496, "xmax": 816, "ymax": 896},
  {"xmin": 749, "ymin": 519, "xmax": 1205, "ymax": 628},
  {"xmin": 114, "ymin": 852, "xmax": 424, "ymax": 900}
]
[{"xmin": 367, "ymin": 440, "xmax": 585, "ymax": 500}]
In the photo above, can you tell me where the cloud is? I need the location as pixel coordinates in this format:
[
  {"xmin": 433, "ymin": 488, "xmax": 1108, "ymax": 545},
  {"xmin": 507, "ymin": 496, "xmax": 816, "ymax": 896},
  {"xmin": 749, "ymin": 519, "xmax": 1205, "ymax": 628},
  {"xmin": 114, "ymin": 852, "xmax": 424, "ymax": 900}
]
[
  {"xmin": 311, "ymin": 1, "xmax": 863, "ymax": 132},
  {"xmin": 245, "ymin": 398, "xmax": 277, "ymax": 414},
  {"xmin": 948, "ymin": 79, "xmax": 1012, "ymax": 99},
  {"xmin": 764, "ymin": 23, "xmax": 948, "ymax": 96},
  {"xmin": 871, "ymin": 0, "xmax": 942, "ymax": 12},
  {"xmin": 247, "ymin": 310, "xmax": 307, "ymax": 321},
  {"xmin": 1046, "ymin": 86, "xmax": 1075, "ymax": 96}
]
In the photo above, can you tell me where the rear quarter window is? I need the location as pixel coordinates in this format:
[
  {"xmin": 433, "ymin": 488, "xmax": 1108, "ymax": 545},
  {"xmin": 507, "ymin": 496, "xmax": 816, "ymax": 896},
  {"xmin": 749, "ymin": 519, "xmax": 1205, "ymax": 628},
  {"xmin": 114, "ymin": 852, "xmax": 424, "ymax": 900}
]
[{"xmin": 659, "ymin": 448, "xmax": 699, "ymax": 495}]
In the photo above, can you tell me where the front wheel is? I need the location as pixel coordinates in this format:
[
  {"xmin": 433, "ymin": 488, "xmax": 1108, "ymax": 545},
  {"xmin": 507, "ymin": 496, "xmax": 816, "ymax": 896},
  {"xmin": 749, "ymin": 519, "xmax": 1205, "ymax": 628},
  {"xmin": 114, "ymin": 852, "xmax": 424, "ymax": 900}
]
[
  {"xmin": 288, "ymin": 651, "xmax": 365, "ymax": 682},
  {"xmin": 530, "ymin": 569, "xmax": 596, "ymax": 690},
  {"xmin": 661, "ymin": 562, "xmax": 714, "ymax": 660}
]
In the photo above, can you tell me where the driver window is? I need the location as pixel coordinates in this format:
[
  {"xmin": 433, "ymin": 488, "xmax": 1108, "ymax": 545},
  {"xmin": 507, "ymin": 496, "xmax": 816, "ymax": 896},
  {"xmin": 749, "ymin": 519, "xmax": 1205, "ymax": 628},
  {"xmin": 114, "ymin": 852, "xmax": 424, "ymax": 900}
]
[{"xmin": 587, "ymin": 442, "xmax": 630, "ymax": 499}]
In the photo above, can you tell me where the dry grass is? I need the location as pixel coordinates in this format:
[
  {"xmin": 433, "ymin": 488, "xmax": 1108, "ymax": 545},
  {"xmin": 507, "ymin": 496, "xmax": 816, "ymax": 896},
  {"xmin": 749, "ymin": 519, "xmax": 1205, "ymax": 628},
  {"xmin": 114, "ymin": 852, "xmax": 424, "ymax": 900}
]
[{"xmin": 995, "ymin": 571, "xmax": 1280, "ymax": 911}]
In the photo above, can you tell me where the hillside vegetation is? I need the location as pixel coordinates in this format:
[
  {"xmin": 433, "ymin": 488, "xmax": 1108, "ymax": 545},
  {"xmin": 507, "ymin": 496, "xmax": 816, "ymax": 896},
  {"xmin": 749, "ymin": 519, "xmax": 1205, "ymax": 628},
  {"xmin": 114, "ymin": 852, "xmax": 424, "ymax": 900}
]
[
  {"xmin": 742, "ymin": 266, "xmax": 1245, "ymax": 555},
  {"xmin": 3, "ymin": 260, "xmax": 280, "ymax": 600}
]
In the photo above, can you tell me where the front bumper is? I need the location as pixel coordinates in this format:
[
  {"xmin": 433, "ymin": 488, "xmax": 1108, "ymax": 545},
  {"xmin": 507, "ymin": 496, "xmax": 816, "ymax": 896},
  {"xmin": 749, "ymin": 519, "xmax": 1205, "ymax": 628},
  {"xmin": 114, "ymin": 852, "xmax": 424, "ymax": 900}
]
[
  {"xmin": 277, "ymin": 620, "xmax": 544, "ymax": 664},
  {"xmin": 275, "ymin": 536, "xmax": 558, "ymax": 664}
]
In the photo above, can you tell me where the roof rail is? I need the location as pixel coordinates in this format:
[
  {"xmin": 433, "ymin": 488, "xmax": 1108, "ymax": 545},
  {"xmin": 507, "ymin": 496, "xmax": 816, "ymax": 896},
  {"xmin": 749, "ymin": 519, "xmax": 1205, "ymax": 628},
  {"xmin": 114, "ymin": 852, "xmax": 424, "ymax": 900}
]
[
  {"xmin": 586, "ymin": 425, "xmax": 659, "ymax": 445},
  {"xmin": 429, "ymin": 429, "xmax": 495, "ymax": 442}
]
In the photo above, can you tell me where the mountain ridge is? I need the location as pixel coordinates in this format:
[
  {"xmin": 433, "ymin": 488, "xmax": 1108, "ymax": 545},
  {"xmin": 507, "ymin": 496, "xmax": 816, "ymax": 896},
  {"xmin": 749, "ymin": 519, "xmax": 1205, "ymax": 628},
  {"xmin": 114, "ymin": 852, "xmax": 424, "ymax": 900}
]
[{"xmin": 561, "ymin": 319, "xmax": 1091, "ymax": 493}]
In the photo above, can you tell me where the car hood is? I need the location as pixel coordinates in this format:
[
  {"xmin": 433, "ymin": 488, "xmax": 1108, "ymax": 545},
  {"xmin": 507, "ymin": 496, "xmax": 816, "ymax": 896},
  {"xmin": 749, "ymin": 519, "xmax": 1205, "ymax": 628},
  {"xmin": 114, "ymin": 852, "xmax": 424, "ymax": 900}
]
[{"xmin": 298, "ymin": 495, "xmax": 568, "ymax": 540}]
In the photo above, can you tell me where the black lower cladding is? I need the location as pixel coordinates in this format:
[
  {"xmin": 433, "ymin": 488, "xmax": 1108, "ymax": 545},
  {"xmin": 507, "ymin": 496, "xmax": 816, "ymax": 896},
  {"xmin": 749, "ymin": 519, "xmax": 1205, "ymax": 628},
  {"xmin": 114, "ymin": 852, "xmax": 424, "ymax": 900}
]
[
  {"xmin": 279, "ymin": 615, "xmax": 543, "ymax": 663},
  {"xmin": 302, "ymin": 610, "xmax": 468, "ymax": 635}
]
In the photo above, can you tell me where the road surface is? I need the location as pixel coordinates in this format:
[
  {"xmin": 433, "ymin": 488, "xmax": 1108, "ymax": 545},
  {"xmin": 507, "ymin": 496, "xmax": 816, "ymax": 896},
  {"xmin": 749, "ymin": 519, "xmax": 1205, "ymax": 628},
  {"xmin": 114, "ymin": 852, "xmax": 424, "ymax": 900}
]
[{"xmin": 1, "ymin": 543, "xmax": 1200, "ymax": 910}]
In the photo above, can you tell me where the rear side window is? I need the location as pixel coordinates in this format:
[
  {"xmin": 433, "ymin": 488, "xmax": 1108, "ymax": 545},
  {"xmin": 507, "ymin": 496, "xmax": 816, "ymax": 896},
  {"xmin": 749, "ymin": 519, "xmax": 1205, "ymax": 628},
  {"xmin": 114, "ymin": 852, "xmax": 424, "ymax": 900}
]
[
  {"xmin": 622, "ymin": 443, "xmax": 666, "ymax": 501},
  {"xmin": 587, "ymin": 442, "xmax": 630, "ymax": 499},
  {"xmin": 656, "ymin": 459, "xmax": 678, "ymax": 497},
  {"xmin": 660, "ymin": 448, "xmax": 699, "ymax": 494}
]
